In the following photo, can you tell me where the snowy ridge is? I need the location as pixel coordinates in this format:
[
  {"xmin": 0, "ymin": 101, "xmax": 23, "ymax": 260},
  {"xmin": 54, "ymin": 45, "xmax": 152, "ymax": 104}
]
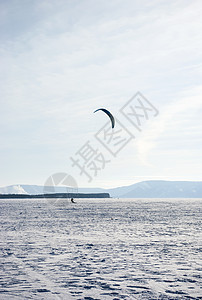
[
  {"xmin": 0, "ymin": 185, "xmax": 28, "ymax": 195},
  {"xmin": 0, "ymin": 180, "xmax": 202, "ymax": 198}
]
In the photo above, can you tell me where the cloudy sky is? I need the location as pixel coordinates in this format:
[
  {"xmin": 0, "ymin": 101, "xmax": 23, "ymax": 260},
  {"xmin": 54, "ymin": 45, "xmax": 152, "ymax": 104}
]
[{"xmin": 0, "ymin": 0, "xmax": 201, "ymax": 188}]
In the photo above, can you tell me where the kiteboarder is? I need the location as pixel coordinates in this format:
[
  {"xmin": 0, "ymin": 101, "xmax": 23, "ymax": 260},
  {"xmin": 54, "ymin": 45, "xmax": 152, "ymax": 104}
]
[{"xmin": 71, "ymin": 198, "xmax": 76, "ymax": 203}]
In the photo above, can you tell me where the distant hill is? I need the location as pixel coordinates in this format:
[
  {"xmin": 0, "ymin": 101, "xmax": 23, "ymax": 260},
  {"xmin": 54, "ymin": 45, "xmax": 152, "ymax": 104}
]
[
  {"xmin": 0, "ymin": 184, "xmax": 106, "ymax": 195},
  {"xmin": 115, "ymin": 180, "xmax": 202, "ymax": 198},
  {"xmin": 0, "ymin": 180, "xmax": 202, "ymax": 198}
]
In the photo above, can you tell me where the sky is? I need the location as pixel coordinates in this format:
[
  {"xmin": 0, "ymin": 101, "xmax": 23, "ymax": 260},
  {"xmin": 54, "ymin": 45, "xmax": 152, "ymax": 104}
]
[{"xmin": 0, "ymin": 0, "xmax": 202, "ymax": 188}]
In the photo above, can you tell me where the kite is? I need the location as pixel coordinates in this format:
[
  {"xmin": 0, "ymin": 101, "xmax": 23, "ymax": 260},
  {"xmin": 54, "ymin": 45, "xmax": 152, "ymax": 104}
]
[{"xmin": 94, "ymin": 108, "xmax": 115, "ymax": 128}]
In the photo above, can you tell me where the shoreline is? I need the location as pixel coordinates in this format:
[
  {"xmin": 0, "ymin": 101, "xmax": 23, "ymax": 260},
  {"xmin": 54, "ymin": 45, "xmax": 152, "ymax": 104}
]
[{"xmin": 0, "ymin": 192, "xmax": 110, "ymax": 199}]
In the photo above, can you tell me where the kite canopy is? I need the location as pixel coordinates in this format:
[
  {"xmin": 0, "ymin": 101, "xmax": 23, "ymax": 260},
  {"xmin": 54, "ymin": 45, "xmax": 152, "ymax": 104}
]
[{"xmin": 94, "ymin": 108, "xmax": 115, "ymax": 128}]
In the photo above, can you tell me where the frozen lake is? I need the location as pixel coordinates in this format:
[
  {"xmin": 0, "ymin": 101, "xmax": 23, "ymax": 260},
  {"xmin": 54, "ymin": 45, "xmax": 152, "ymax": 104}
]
[{"xmin": 0, "ymin": 198, "xmax": 201, "ymax": 299}]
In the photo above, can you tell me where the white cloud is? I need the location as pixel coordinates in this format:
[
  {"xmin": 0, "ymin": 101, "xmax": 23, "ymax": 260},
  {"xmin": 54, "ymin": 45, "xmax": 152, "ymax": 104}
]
[{"xmin": 135, "ymin": 85, "xmax": 202, "ymax": 166}]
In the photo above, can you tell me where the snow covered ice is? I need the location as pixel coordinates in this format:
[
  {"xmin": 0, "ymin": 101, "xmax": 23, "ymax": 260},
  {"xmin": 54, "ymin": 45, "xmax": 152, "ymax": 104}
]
[{"xmin": 0, "ymin": 198, "xmax": 201, "ymax": 299}]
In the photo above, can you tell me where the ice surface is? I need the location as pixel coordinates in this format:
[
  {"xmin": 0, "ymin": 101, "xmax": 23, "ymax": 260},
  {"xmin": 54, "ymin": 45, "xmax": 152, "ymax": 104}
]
[{"xmin": 0, "ymin": 198, "xmax": 201, "ymax": 299}]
